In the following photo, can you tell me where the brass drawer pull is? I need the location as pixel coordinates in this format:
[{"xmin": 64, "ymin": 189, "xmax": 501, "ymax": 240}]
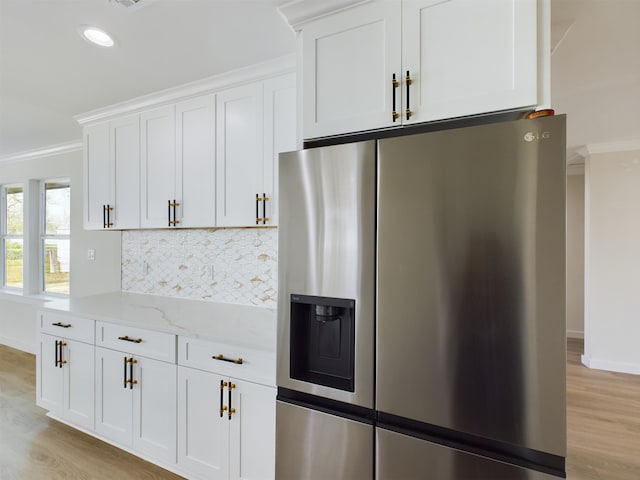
[
  {"xmin": 212, "ymin": 354, "xmax": 243, "ymax": 365},
  {"xmin": 52, "ymin": 322, "xmax": 71, "ymax": 328},
  {"xmin": 118, "ymin": 335, "xmax": 143, "ymax": 344}
]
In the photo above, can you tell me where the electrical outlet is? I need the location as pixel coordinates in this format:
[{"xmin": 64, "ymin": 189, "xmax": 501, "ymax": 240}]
[
  {"xmin": 87, "ymin": 249, "xmax": 95, "ymax": 261},
  {"xmin": 207, "ymin": 265, "xmax": 214, "ymax": 280},
  {"xmin": 143, "ymin": 261, "xmax": 149, "ymax": 275}
]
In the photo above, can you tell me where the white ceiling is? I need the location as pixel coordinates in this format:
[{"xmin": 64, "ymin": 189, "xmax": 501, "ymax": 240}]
[
  {"xmin": 0, "ymin": 0, "xmax": 295, "ymax": 158},
  {"xmin": 0, "ymin": 0, "xmax": 638, "ymax": 160}
]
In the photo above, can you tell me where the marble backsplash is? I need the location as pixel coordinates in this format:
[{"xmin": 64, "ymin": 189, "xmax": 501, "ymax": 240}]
[{"xmin": 121, "ymin": 228, "xmax": 277, "ymax": 308}]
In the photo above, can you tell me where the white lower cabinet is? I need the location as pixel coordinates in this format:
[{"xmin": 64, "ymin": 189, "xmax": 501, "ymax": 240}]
[
  {"xmin": 37, "ymin": 334, "xmax": 95, "ymax": 431},
  {"xmin": 37, "ymin": 311, "xmax": 276, "ymax": 480},
  {"xmin": 95, "ymin": 346, "xmax": 177, "ymax": 465},
  {"xmin": 177, "ymin": 366, "xmax": 276, "ymax": 480}
]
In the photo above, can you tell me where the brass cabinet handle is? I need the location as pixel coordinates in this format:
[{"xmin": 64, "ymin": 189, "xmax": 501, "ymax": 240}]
[
  {"xmin": 59, "ymin": 342, "xmax": 67, "ymax": 367},
  {"xmin": 262, "ymin": 193, "xmax": 268, "ymax": 225},
  {"xmin": 212, "ymin": 354, "xmax": 243, "ymax": 365},
  {"xmin": 167, "ymin": 200, "xmax": 181, "ymax": 226},
  {"xmin": 52, "ymin": 322, "xmax": 71, "ymax": 328},
  {"xmin": 124, "ymin": 357, "xmax": 138, "ymax": 389},
  {"xmin": 256, "ymin": 194, "xmax": 261, "ymax": 225},
  {"xmin": 103, "ymin": 204, "xmax": 106, "ymax": 229},
  {"xmin": 55, "ymin": 340, "xmax": 60, "ymax": 367},
  {"xmin": 392, "ymin": 73, "xmax": 399, "ymax": 122},
  {"xmin": 118, "ymin": 335, "xmax": 143, "ymax": 344},
  {"xmin": 405, "ymin": 70, "xmax": 413, "ymax": 120},
  {"xmin": 106, "ymin": 204, "xmax": 113, "ymax": 228},
  {"xmin": 220, "ymin": 380, "xmax": 228, "ymax": 417},
  {"xmin": 228, "ymin": 382, "xmax": 236, "ymax": 420}
]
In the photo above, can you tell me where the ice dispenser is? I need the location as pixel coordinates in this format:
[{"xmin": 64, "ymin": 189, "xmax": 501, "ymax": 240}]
[{"xmin": 289, "ymin": 294, "xmax": 355, "ymax": 392}]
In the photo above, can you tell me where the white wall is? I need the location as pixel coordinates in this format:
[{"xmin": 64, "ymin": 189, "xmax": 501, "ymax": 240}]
[
  {"xmin": 583, "ymin": 146, "xmax": 640, "ymax": 375},
  {"xmin": 0, "ymin": 149, "xmax": 121, "ymax": 353},
  {"xmin": 566, "ymin": 172, "xmax": 584, "ymax": 338}
]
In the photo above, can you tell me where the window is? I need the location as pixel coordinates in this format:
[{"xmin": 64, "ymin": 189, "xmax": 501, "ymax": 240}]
[
  {"xmin": 42, "ymin": 180, "xmax": 70, "ymax": 295},
  {"xmin": 1, "ymin": 185, "xmax": 24, "ymax": 289}
]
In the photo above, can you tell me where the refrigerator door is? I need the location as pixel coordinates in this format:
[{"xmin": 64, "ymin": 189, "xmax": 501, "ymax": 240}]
[
  {"xmin": 376, "ymin": 116, "xmax": 567, "ymax": 456},
  {"xmin": 377, "ymin": 428, "xmax": 560, "ymax": 480},
  {"xmin": 276, "ymin": 401, "xmax": 373, "ymax": 480},
  {"xmin": 278, "ymin": 141, "xmax": 376, "ymax": 407}
]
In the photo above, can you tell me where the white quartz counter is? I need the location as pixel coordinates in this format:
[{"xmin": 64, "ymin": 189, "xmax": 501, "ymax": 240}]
[{"xmin": 41, "ymin": 292, "xmax": 276, "ymax": 352}]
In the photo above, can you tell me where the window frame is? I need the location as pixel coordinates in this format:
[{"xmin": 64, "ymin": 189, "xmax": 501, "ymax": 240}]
[
  {"xmin": 41, "ymin": 178, "xmax": 71, "ymax": 296},
  {"xmin": 1, "ymin": 183, "xmax": 25, "ymax": 291}
]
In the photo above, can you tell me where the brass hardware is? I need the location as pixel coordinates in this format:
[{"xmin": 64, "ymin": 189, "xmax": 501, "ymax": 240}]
[
  {"xmin": 167, "ymin": 200, "xmax": 181, "ymax": 226},
  {"xmin": 55, "ymin": 340, "xmax": 60, "ymax": 367},
  {"xmin": 262, "ymin": 193, "xmax": 268, "ymax": 225},
  {"xmin": 263, "ymin": 217, "xmax": 270, "ymax": 223},
  {"xmin": 392, "ymin": 73, "xmax": 399, "ymax": 122},
  {"xmin": 257, "ymin": 197, "xmax": 263, "ymax": 203},
  {"xmin": 230, "ymin": 383, "xmax": 236, "ymax": 389},
  {"xmin": 118, "ymin": 335, "xmax": 143, "ymax": 344},
  {"xmin": 213, "ymin": 354, "xmax": 244, "ymax": 365},
  {"xmin": 228, "ymin": 382, "xmax": 236, "ymax": 420},
  {"xmin": 52, "ymin": 322, "xmax": 71, "ymax": 328},
  {"xmin": 229, "ymin": 408, "xmax": 236, "ymax": 415},
  {"xmin": 106, "ymin": 205, "xmax": 114, "ymax": 228},
  {"xmin": 405, "ymin": 71, "xmax": 413, "ymax": 120},
  {"xmin": 263, "ymin": 195, "xmax": 270, "ymax": 202}
]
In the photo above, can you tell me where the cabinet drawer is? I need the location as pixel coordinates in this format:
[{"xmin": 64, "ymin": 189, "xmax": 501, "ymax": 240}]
[
  {"xmin": 178, "ymin": 336, "xmax": 275, "ymax": 386},
  {"xmin": 96, "ymin": 322, "xmax": 176, "ymax": 363},
  {"xmin": 39, "ymin": 311, "xmax": 95, "ymax": 344}
]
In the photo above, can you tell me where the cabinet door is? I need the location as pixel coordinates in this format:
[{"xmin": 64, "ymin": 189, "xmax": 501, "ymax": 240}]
[
  {"xmin": 216, "ymin": 83, "xmax": 263, "ymax": 227},
  {"xmin": 177, "ymin": 367, "xmax": 230, "ymax": 480},
  {"xmin": 62, "ymin": 339, "xmax": 95, "ymax": 430},
  {"xmin": 176, "ymin": 94, "xmax": 216, "ymax": 228},
  {"xmin": 141, "ymin": 105, "xmax": 176, "ymax": 228},
  {"xmin": 133, "ymin": 356, "xmax": 177, "ymax": 464},
  {"xmin": 111, "ymin": 114, "xmax": 140, "ymax": 229},
  {"xmin": 302, "ymin": 1, "xmax": 401, "ymax": 139},
  {"xmin": 402, "ymin": 0, "xmax": 537, "ymax": 123},
  {"xmin": 36, "ymin": 334, "xmax": 63, "ymax": 416},
  {"xmin": 83, "ymin": 122, "xmax": 113, "ymax": 230},
  {"xmin": 229, "ymin": 381, "xmax": 276, "ymax": 480},
  {"xmin": 263, "ymin": 74, "xmax": 296, "ymax": 227},
  {"xmin": 95, "ymin": 347, "xmax": 133, "ymax": 446}
]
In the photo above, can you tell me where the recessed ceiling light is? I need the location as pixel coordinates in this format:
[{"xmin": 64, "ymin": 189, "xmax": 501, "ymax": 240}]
[{"xmin": 79, "ymin": 26, "xmax": 115, "ymax": 47}]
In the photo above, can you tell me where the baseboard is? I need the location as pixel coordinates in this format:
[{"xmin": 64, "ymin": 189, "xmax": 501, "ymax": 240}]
[
  {"xmin": 566, "ymin": 330, "xmax": 584, "ymax": 339},
  {"xmin": 0, "ymin": 336, "xmax": 36, "ymax": 355},
  {"xmin": 581, "ymin": 355, "xmax": 640, "ymax": 376}
]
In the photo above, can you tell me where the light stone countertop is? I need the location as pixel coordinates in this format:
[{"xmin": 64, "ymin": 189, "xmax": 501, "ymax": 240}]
[{"xmin": 41, "ymin": 291, "xmax": 276, "ymax": 352}]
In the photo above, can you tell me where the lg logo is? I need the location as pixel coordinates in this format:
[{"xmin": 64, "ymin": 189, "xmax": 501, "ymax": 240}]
[{"xmin": 524, "ymin": 131, "xmax": 551, "ymax": 142}]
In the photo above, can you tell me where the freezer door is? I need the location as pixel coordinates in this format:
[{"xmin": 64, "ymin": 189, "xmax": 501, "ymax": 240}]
[
  {"xmin": 278, "ymin": 141, "xmax": 376, "ymax": 407},
  {"xmin": 276, "ymin": 400, "xmax": 373, "ymax": 480},
  {"xmin": 377, "ymin": 428, "xmax": 561, "ymax": 479},
  {"xmin": 376, "ymin": 115, "xmax": 567, "ymax": 456}
]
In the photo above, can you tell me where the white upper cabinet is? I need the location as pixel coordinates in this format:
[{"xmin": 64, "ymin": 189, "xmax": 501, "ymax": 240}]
[
  {"xmin": 84, "ymin": 116, "xmax": 140, "ymax": 229},
  {"xmin": 83, "ymin": 122, "xmax": 111, "ymax": 230},
  {"xmin": 80, "ymin": 58, "xmax": 296, "ymax": 230},
  {"xmin": 302, "ymin": 1, "xmax": 401, "ymax": 139},
  {"xmin": 262, "ymin": 74, "xmax": 297, "ymax": 227},
  {"xmin": 141, "ymin": 105, "xmax": 177, "ymax": 228},
  {"xmin": 216, "ymin": 83, "xmax": 264, "ymax": 227},
  {"xmin": 111, "ymin": 114, "xmax": 141, "ymax": 229},
  {"xmin": 402, "ymin": 0, "xmax": 537, "ymax": 124},
  {"xmin": 176, "ymin": 94, "xmax": 217, "ymax": 228},
  {"xmin": 301, "ymin": 0, "xmax": 540, "ymax": 139}
]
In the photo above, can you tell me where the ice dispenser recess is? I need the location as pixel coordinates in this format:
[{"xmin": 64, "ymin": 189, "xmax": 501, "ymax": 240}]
[{"xmin": 289, "ymin": 294, "xmax": 356, "ymax": 392}]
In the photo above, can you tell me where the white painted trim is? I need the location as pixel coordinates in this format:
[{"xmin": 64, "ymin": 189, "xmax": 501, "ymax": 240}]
[
  {"xmin": 566, "ymin": 164, "xmax": 584, "ymax": 176},
  {"xmin": 0, "ymin": 141, "xmax": 82, "ymax": 164},
  {"xmin": 581, "ymin": 354, "xmax": 640, "ymax": 376},
  {"xmin": 537, "ymin": 0, "xmax": 551, "ymax": 109},
  {"xmin": 278, "ymin": 0, "xmax": 370, "ymax": 31},
  {"xmin": 0, "ymin": 336, "xmax": 36, "ymax": 355},
  {"xmin": 583, "ymin": 155, "xmax": 592, "ymax": 366},
  {"xmin": 578, "ymin": 140, "xmax": 640, "ymax": 157},
  {"xmin": 74, "ymin": 54, "xmax": 296, "ymax": 125},
  {"xmin": 566, "ymin": 330, "xmax": 584, "ymax": 339}
]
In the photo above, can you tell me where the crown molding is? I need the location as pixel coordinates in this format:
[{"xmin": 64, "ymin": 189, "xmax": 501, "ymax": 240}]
[
  {"xmin": 278, "ymin": 0, "xmax": 370, "ymax": 31},
  {"xmin": 74, "ymin": 54, "xmax": 296, "ymax": 125},
  {"xmin": 577, "ymin": 139, "xmax": 640, "ymax": 157},
  {"xmin": 0, "ymin": 141, "xmax": 83, "ymax": 164}
]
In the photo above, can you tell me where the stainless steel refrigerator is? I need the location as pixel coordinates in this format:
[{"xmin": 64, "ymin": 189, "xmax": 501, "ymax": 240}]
[{"xmin": 276, "ymin": 115, "xmax": 567, "ymax": 479}]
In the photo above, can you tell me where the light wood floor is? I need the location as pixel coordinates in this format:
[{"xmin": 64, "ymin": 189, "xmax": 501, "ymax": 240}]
[
  {"xmin": 0, "ymin": 345, "xmax": 184, "ymax": 480},
  {"xmin": 1, "ymin": 341, "xmax": 639, "ymax": 479}
]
